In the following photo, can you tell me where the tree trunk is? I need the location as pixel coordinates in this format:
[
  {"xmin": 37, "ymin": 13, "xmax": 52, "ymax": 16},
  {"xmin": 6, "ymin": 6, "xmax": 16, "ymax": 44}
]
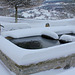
[{"xmin": 15, "ymin": 5, "xmax": 18, "ymax": 23}]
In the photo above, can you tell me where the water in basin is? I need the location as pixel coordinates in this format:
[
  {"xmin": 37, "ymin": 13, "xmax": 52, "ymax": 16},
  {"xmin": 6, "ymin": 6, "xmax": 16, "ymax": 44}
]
[{"xmin": 9, "ymin": 36, "xmax": 60, "ymax": 49}]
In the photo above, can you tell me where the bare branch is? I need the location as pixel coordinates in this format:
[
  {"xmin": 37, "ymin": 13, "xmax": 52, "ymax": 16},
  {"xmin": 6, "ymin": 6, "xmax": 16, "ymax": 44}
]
[{"xmin": 5, "ymin": 0, "xmax": 45, "ymax": 8}]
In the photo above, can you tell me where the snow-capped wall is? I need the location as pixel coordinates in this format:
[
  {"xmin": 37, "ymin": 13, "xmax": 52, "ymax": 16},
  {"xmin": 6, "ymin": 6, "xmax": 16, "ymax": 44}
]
[{"xmin": 2, "ymin": 28, "xmax": 58, "ymax": 39}]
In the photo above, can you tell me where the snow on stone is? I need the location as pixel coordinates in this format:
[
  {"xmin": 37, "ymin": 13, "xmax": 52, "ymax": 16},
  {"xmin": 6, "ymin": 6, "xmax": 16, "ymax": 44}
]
[
  {"xmin": 42, "ymin": 30, "xmax": 58, "ymax": 39},
  {"xmin": 60, "ymin": 35, "xmax": 75, "ymax": 42},
  {"xmin": 0, "ymin": 36, "xmax": 37, "ymax": 65},
  {"xmin": 2, "ymin": 27, "xmax": 58, "ymax": 40},
  {"xmin": 52, "ymin": 26, "xmax": 75, "ymax": 35}
]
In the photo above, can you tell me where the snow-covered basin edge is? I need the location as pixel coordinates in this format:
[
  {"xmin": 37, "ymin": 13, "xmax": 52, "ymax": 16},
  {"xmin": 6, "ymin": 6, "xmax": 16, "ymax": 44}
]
[
  {"xmin": 2, "ymin": 27, "xmax": 58, "ymax": 39},
  {"xmin": 60, "ymin": 35, "xmax": 75, "ymax": 42},
  {"xmin": 1, "ymin": 27, "xmax": 75, "ymax": 65},
  {"xmin": 0, "ymin": 35, "xmax": 75, "ymax": 65}
]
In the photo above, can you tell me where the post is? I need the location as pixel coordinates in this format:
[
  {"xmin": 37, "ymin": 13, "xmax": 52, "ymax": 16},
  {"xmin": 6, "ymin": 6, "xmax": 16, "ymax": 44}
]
[
  {"xmin": 0, "ymin": 24, "xmax": 4, "ymax": 35},
  {"xmin": 15, "ymin": 5, "xmax": 18, "ymax": 23},
  {"xmin": 0, "ymin": 25, "xmax": 1, "ymax": 35},
  {"xmin": 45, "ymin": 23, "xmax": 50, "ymax": 27}
]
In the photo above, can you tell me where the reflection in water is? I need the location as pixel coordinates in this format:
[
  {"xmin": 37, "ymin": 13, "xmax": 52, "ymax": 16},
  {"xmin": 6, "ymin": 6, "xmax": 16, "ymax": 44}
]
[{"xmin": 9, "ymin": 36, "xmax": 60, "ymax": 49}]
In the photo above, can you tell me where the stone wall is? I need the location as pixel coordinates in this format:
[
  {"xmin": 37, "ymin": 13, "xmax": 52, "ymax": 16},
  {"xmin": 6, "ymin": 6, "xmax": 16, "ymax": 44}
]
[{"xmin": 0, "ymin": 50, "xmax": 75, "ymax": 75}]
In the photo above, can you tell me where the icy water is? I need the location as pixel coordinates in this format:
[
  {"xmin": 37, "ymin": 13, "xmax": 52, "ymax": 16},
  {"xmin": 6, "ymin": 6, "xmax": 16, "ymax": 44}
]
[{"xmin": 9, "ymin": 36, "xmax": 60, "ymax": 49}]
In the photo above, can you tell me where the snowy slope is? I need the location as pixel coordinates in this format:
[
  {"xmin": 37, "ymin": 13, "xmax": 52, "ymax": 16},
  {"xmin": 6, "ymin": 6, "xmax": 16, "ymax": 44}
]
[
  {"xmin": 1, "ymin": 1, "xmax": 74, "ymax": 20},
  {"xmin": 21, "ymin": 2, "xmax": 75, "ymax": 20}
]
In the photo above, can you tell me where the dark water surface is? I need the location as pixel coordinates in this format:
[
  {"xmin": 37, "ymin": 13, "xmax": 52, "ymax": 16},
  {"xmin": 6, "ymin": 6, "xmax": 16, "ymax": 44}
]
[{"xmin": 9, "ymin": 36, "xmax": 60, "ymax": 49}]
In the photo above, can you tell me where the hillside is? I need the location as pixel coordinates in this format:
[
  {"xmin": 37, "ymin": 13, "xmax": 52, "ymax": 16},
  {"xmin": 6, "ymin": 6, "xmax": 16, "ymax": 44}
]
[{"xmin": 0, "ymin": 1, "xmax": 75, "ymax": 20}]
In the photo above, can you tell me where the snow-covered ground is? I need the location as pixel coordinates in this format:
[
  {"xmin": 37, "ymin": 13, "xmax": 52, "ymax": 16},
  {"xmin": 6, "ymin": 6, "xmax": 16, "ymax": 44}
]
[
  {"xmin": 0, "ymin": 16, "xmax": 75, "ymax": 32},
  {"xmin": 20, "ymin": 2, "xmax": 75, "ymax": 20},
  {"xmin": 0, "ymin": 16, "xmax": 75, "ymax": 75},
  {"xmin": 32, "ymin": 67, "xmax": 74, "ymax": 75},
  {"xmin": 0, "ymin": 1, "xmax": 75, "ymax": 75},
  {"xmin": 31, "ymin": 68, "xmax": 66, "ymax": 75},
  {"xmin": 0, "ymin": 60, "xmax": 15, "ymax": 75},
  {"xmin": 0, "ymin": 58, "xmax": 74, "ymax": 75},
  {"xmin": 22, "ymin": 8, "xmax": 74, "ymax": 20},
  {"xmin": 57, "ymin": 68, "xmax": 75, "ymax": 75},
  {"xmin": 0, "ymin": 59, "xmax": 70, "ymax": 75}
]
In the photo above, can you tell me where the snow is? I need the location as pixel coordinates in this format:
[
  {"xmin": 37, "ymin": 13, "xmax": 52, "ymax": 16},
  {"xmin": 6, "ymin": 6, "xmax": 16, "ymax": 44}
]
[
  {"xmin": 0, "ymin": 17, "xmax": 75, "ymax": 66},
  {"xmin": 42, "ymin": 30, "xmax": 58, "ymax": 39},
  {"xmin": 1, "ymin": 23, "xmax": 31, "ymax": 32},
  {"xmin": 0, "ymin": 16, "xmax": 75, "ymax": 75},
  {"xmin": 50, "ymin": 26, "xmax": 75, "ymax": 35},
  {"xmin": 21, "ymin": 4, "xmax": 74, "ymax": 20},
  {"xmin": 0, "ymin": 16, "xmax": 75, "ymax": 29},
  {"xmin": 22, "ymin": 12, "xmax": 34, "ymax": 18},
  {"xmin": 31, "ymin": 68, "xmax": 66, "ymax": 75},
  {"xmin": 60, "ymin": 35, "xmax": 75, "ymax": 42},
  {"xmin": 0, "ymin": 61, "xmax": 11, "ymax": 75},
  {"xmin": 0, "ymin": 60, "xmax": 15, "ymax": 75},
  {"xmin": 1, "ymin": 29, "xmax": 75, "ymax": 65},
  {"xmin": 35, "ymin": 15, "xmax": 45, "ymax": 20},
  {"xmin": 0, "ymin": 1, "xmax": 75, "ymax": 75},
  {"xmin": 2, "ymin": 27, "xmax": 58, "ymax": 39},
  {"xmin": 57, "ymin": 68, "xmax": 75, "ymax": 75}
]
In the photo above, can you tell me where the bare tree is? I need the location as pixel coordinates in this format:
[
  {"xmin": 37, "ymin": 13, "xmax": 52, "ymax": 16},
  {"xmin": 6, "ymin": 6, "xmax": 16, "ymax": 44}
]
[{"xmin": 4, "ymin": 0, "xmax": 44, "ymax": 23}]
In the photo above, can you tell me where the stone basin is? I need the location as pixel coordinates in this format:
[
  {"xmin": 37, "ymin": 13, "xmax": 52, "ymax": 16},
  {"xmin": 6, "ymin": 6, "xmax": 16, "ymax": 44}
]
[{"xmin": 1, "ymin": 28, "xmax": 75, "ymax": 75}]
